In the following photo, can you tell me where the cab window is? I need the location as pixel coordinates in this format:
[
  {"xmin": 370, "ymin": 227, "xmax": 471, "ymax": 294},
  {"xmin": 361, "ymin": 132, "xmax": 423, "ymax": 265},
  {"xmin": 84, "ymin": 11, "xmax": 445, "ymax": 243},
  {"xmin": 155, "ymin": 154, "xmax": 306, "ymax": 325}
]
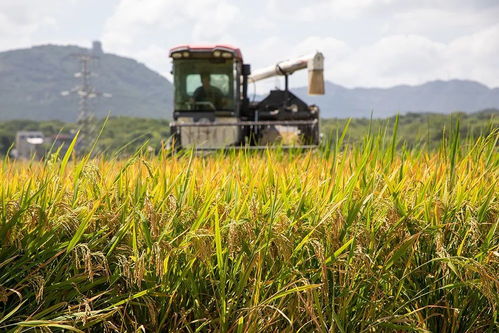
[
  {"xmin": 174, "ymin": 59, "xmax": 234, "ymax": 111},
  {"xmin": 186, "ymin": 74, "xmax": 229, "ymax": 95}
]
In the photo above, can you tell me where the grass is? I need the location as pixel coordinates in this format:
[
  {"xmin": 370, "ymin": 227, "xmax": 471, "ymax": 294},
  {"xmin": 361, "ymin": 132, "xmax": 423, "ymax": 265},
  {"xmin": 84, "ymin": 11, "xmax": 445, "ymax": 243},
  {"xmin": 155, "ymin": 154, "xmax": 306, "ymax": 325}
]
[{"xmin": 0, "ymin": 123, "xmax": 498, "ymax": 332}]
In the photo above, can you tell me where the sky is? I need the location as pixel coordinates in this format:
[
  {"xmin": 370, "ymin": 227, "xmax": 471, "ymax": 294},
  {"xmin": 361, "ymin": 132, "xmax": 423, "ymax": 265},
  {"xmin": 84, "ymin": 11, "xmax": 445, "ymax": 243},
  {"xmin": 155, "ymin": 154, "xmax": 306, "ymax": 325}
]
[{"xmin": 1, "ymin": 0, "xmax": 499, "ymax": 90}]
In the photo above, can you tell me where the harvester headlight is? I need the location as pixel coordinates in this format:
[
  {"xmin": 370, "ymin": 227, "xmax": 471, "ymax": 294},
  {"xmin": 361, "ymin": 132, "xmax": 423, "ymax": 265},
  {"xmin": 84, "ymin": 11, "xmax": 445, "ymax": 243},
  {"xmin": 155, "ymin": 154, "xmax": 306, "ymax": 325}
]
[
  {"xmin": 213, "ymin": 50, "xmax": 221, "ymax": 57},
  {"xmin": 182, "ymin": 51, "xmax": 190, "ymax": 57},
  {"xmin": 172, "ymin": 52, "xmax": 182, "ymax": 59},
  {"xmin": 221, "ymin": 52, "xmax": 233, "ymax": 58}
]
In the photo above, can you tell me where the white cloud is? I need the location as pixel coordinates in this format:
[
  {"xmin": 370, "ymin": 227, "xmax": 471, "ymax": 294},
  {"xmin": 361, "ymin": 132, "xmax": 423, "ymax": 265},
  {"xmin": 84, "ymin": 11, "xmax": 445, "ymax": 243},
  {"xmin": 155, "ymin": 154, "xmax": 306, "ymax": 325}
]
[
  {"xmin": 385, "ymin": 4, "xmax": 499, "ymax": 41},
  {"xmin": 188, "ymin": 0, "xmax": 238, "ymax": 42},
  {"xmin": 293, "ymin": 25, "xmax": 499, "ymax": 88},
  {"xmin": 350, "ymin": 35, "xmax": 446, "ymax": 86},
  {"xmin": 102, "ymin": 0, "xmax": 239, "ymax": 52},
  {"xmin": 444, "ymin": 24, "xmax": 499, "ymax": 85},
  {"xmin": 265, "ymin": 0, "xmax": 499, "ymax": 31},
  {"xmin": 265, "ymin": 0, "xmax": 391, "ymax": 21},
  {"xmin": 100, "ymin": 0, "xmax": 240, "ymax": 83},
  {"xmin": 0, "ymin": 1, "xmax": 59, "ymax": 50}
]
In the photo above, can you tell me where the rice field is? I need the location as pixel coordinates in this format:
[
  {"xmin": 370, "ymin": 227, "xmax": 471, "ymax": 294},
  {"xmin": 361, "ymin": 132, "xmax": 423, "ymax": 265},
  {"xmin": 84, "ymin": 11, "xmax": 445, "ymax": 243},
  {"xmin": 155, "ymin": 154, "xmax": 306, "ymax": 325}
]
[{"xmin": 0, "ymin": 125, "xmax": 498, "ymax": 332}]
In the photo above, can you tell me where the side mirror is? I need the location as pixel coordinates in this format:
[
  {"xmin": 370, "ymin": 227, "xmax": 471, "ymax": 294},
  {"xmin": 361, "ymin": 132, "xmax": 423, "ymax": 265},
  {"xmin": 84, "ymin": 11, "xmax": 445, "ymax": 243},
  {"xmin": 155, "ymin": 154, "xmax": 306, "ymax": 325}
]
[{"xmin": 242, "ymin": 64, "xmax": 251, "ymax": 76}]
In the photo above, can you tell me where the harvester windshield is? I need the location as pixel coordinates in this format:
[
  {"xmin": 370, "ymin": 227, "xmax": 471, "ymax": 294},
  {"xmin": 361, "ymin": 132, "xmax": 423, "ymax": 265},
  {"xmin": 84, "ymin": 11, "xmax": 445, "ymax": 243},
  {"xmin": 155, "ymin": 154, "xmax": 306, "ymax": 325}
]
[{"xmin": 173, "ymin": 59, "xmax": 235, "ymax": 111}]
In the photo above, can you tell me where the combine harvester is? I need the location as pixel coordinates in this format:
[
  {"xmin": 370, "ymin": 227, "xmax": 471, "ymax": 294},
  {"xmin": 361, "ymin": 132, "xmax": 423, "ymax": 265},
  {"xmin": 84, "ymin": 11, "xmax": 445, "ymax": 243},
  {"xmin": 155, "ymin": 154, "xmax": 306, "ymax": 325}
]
[{"xmin": 168, "ymin": 44, "xmax": 324, "ymax": 150}]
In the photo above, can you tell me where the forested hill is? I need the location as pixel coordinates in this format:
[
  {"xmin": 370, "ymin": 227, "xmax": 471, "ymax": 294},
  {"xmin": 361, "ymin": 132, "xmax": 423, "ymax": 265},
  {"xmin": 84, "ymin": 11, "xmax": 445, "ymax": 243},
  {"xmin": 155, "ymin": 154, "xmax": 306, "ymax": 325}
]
[
  {"xmin": 1, "ymin": 44, "xmax": 499, "ymax": 121},
  {"xmin": 0, "ymin": 44, "xmax": 173, "ymax": 121}
]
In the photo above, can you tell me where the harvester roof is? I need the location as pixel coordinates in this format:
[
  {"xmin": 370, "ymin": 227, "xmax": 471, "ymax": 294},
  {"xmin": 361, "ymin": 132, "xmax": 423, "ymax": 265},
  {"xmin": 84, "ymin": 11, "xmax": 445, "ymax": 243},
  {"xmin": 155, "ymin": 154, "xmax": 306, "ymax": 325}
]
[{"xmin": 169, "ymin": 44, "xmax": 243, "ymax": 61}]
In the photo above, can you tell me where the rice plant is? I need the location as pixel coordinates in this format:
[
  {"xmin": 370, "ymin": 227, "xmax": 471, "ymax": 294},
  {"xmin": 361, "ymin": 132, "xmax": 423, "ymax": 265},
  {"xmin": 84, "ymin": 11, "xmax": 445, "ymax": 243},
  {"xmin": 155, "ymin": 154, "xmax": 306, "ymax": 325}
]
[{"xmin": 0, "ymin": 124, "xmax": 497, "ymax": 332}]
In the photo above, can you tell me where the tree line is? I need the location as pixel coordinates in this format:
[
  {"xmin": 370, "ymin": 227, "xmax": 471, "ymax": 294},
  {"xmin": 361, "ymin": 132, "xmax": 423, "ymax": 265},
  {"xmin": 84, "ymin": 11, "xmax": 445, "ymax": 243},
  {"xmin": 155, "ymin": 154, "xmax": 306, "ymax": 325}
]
[{"xmin": 0, "ymin": 110, "xmax": 496, "ymax": 157}]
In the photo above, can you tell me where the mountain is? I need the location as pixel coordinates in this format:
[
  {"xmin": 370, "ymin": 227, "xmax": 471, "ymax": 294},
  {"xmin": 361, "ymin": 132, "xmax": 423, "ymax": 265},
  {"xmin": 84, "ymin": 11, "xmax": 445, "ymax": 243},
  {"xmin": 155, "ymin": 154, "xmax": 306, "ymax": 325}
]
[
  {"xmin": 0, "ymin": 44, "xmax": 172, "ymax": 121},
  {"xmin": 293, "ymin": 80, "xmax": 499, "ymax": 118},
  {"xmin": 1, "ymin": 44, "xmax": 499, "ymax": 121}
]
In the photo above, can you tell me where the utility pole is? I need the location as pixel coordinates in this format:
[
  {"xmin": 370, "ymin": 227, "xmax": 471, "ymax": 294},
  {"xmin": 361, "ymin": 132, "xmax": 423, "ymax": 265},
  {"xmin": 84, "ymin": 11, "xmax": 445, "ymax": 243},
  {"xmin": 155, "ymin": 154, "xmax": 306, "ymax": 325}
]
[{"xmin": 61, "ymin": 51, "xmax": 111, "ymax": 153}]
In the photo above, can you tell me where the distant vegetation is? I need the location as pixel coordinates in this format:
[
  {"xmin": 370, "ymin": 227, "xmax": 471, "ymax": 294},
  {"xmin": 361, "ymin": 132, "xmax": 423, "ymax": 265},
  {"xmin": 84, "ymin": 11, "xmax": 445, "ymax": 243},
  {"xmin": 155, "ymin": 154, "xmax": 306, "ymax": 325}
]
[
  {"xmin": 321, "ymin": 109, "xmax": 498, "ymax": 149},
  {"xmin": 0, "ymin": 110, "xmax": 496, "ymax": 157}
]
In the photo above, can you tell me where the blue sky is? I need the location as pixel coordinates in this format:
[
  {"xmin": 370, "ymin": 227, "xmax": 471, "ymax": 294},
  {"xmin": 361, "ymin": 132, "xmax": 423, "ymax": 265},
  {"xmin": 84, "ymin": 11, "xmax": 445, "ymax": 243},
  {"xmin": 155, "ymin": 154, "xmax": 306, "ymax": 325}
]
[{"xmin": 1, "ymin": 0, "xmax": 499, "ymax": 90}]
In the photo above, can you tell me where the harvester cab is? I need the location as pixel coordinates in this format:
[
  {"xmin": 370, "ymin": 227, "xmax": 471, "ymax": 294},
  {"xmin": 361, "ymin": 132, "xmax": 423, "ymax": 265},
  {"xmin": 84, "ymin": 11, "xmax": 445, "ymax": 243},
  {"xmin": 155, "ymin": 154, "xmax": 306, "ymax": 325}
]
[{"xmin": 169, "ymin": 44, "xmax": 324, "ymax": 150}]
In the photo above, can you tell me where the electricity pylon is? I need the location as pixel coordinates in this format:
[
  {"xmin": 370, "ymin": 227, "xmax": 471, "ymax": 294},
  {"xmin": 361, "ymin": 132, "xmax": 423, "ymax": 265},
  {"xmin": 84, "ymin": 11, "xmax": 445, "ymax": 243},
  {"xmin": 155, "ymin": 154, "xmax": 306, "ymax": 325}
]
[{"xmin": 61, "ymin": 53, "xmax": 111, "ymax": 153}]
